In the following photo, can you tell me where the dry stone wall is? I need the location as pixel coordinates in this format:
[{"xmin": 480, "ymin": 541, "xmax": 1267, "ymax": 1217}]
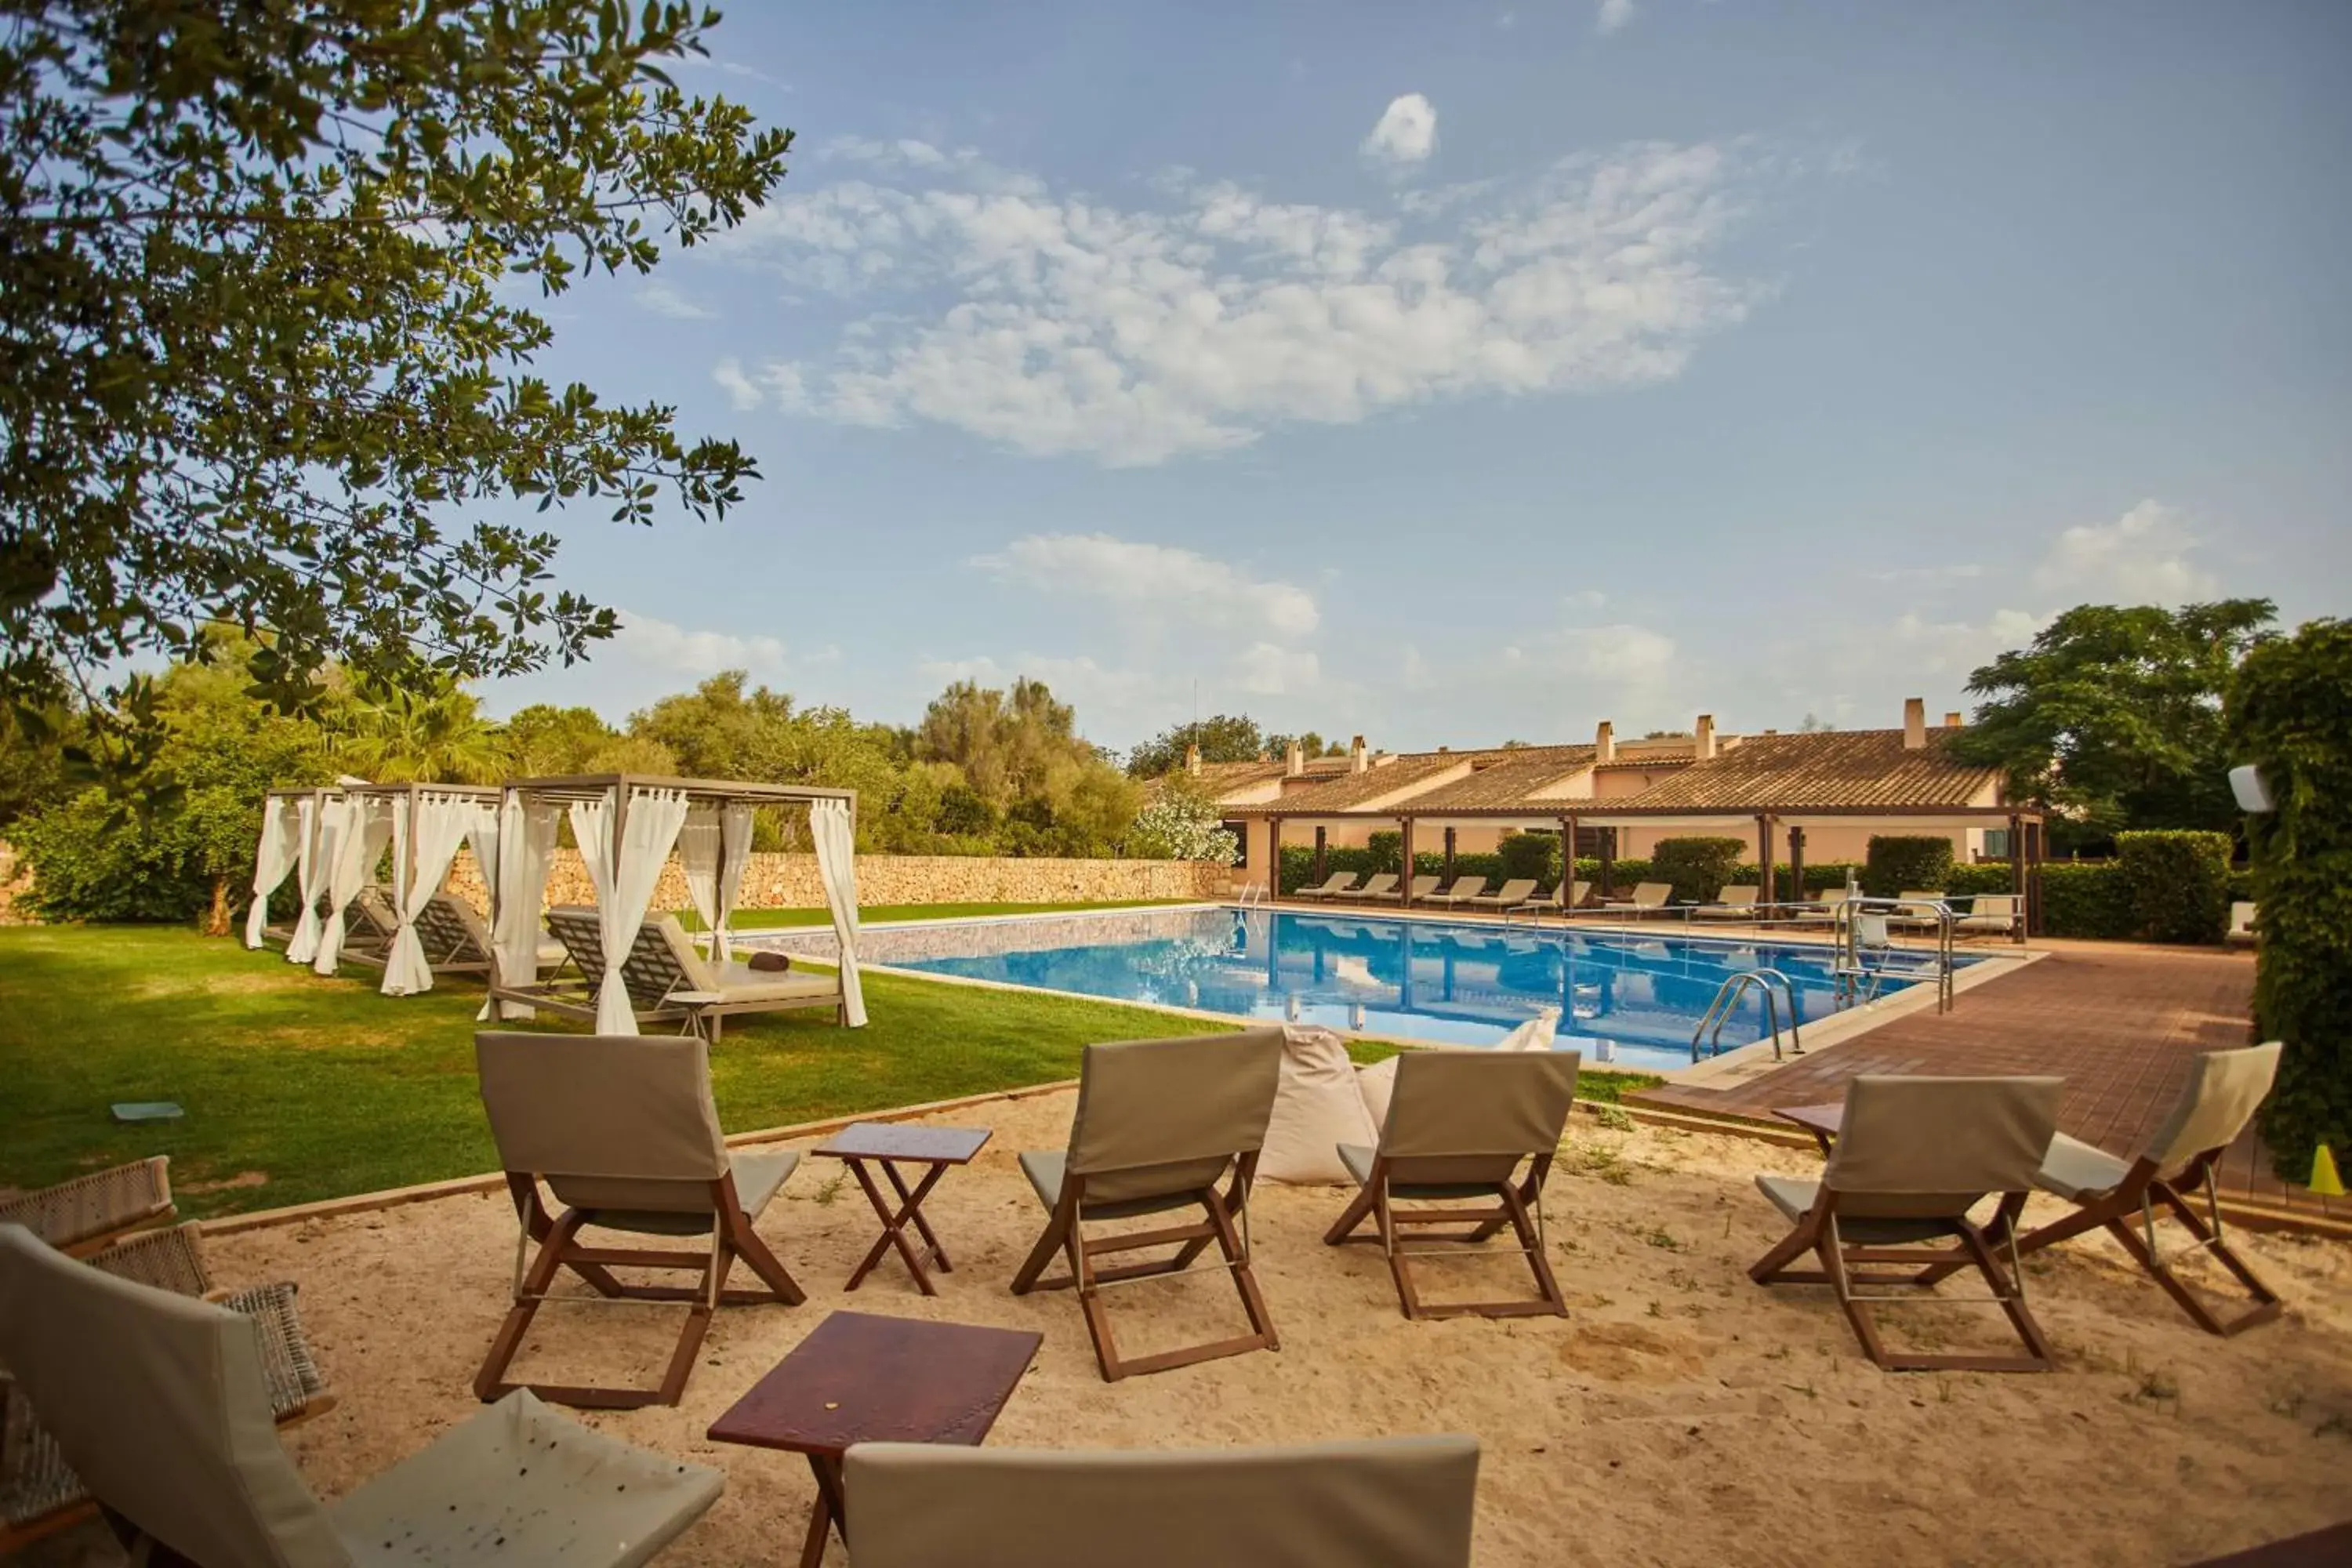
[{"xmin": 439, "ymin": 848, "xmax": 1227, "ymax": 914}]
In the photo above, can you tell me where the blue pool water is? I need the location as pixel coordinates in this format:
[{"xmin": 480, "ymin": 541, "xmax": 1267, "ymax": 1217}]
[{"xmin": 859, "ymin": 907, "xmax": 1972, "ymax": 1074}]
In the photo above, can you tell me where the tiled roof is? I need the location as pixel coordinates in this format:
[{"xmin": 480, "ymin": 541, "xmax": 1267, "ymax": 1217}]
[
  {"xmin": 1611, "ymin": 729, "xmax": 2001, "ymax": 812},
  {"xmin": 1378, "ymin": 746, "xmax": 1598, "ymax": 811},
  {"xmin": 1190, "ymin": 759, "xmax": 1287, "ymax": 789},
  {"xmin": 1228, "ymin": 751, "xmax": 1477, "ymax": 815}
]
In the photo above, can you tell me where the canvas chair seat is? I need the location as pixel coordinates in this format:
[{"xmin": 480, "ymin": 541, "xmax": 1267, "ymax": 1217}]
[
  {"xmin": 564, "ymin": 1150, "xmax": 801, "ymax": 1237},
  {"xmin": 1018, "ymin": 1149, "xmax": 1221, "ymax": 1221},
  {"xmin": 328, "ymin": 1385, "xmax": 722, "ymax": 1566},
  {"xmin": 1336, "ymin": 1143, "xmax": 1511, "ymax": 1200},
  {"xmin": 2032, "ymin": 1133, "xmax": 2133, "ymax": 1202},
  {"xmin": 1752, "ymin": 1176, "xmax": 1968, "ymax": 1245}
]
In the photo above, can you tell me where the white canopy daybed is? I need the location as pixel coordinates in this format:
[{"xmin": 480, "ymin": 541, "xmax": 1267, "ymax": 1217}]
[
  {"xmin": 481, "ymin": 774, "xmax": 866, "ymax": 1036},
  {"xmin": 248, "ymin": 785, "xmax": 354, "ymax": 962}
]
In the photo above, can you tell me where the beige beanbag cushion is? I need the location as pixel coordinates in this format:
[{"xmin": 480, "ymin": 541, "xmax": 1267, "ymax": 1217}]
[
  {"xmin": 1258, "ymin": 1025, "xmax": 1383, "ymax": 1185},
  {"xmin": 1356, "ymin": 1009, "xmax": 1562, "ymax": 1133}
]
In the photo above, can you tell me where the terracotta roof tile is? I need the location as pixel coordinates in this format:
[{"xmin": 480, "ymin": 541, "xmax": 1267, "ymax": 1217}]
[
  {"xmin": 1617, "ymin": 729, "xmax": 2000, "ymax": 812},
  {"xmin": 1380, "ymin": 747, "xmax": 1599, "ymax": 811}
]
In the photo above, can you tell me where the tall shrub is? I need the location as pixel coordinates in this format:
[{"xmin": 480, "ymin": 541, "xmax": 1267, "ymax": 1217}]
[
  {"xmin": 2230, "ymin": 619, "xmax": 2352, "ymax": 1177},
  {"xmin": 1649, "ymin": 837, "xmax": 1747, "ymax": 902},
  {"xmin": 1497, "ymin": 832, "xmax": 1563, "ymax": 886},
  {"xmin": 1862, "ymin": 836, "xmax": 1955, "ymax": 897},
  {"xmin": 2114, "ymin": 830, "xmax": 2233, "ymax": 945}
]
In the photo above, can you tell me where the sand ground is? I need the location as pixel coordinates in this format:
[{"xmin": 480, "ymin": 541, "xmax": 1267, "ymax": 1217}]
[{"xmin": 26, "ymin": 1089, "xmax": 2352, "ymax": 1566}]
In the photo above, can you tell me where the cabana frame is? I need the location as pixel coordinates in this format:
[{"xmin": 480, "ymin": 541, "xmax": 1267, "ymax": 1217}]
[{"xmin": 328, "ymin": 782, "xmax": 503, "ymax": 977}]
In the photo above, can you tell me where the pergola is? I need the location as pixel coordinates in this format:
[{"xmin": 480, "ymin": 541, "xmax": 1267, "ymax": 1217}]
[
  {"xmin": 1263, "ymin": 802, "xmax": 2049, "ymax": 938},
  {"xmin": 336, "ymin": 782, "xmax": 504, "ymax": 995},
  {"xmin": 481, "ymin": 774, "xmax": 864, "ymax": 1034},
  {"xmin": 248, "ymin": 784, "xmax": 352, "ymax": 964}
]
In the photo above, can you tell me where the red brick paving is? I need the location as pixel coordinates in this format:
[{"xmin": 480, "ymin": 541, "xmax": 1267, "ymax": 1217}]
[{"xmin": 1629, "ymin": 943, "xmax": 2336, "ymax": 1221}]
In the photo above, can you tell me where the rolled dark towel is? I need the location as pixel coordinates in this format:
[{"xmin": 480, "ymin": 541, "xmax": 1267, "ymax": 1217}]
[{"xmin": 746, "ymin": 950, "xmax": 793, "ymax": 972}]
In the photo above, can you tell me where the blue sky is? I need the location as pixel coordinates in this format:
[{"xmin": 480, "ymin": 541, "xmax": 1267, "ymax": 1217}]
[{"xmin": 485, "ymin": 0, "xmax": 2352, "ymax": 754}]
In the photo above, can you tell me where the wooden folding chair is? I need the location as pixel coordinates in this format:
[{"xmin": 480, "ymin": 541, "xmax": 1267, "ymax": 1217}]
[
  {"xmin": 1748, "ymin": 1075, "xmax": 2063, "ymax": 1372},
  {"xmin": 1324, "ymin": 1049, "xmax": 1581, "ymax": 1319},
  {"xmin": 1011, "ymin": 1030, "xmax": 1284, "ymax": 1382},
  {"xmin": 473, "ymin": 1032, "xmax": 804, "ymax": 1410},
  {"xmin": 1999, "ymin": 1041, "xmax": 2283, "ymax": 1336}
]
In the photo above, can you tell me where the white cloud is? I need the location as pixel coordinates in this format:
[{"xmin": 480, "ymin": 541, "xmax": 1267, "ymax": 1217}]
[
  {"xmin": 1596, "ymin": 0, "xmax": 1637, "ymax": 36},
  {"xmin": 1235, "ymin": 642, "xmax": 1321, "ymax": 696},
  {"xmin": 2032, "ymin": 499, "xmax": 2219, "ymax": 604},
  {"xmin": 637, "ymin": 281, "xmax": 713, "ymax": 320},
  {"xmin": 614, "ymin": 608, "xmax": 787, "ymax": 677},
  {"xmin": 1486, "ymin": 621, "xmax": 1686, "ymax": 728},
  {"xmin": 712, "ymin": 359, "xmax": 762, "ymax": 412},
  {"xmin": 972, "ymin": 534, "xmax": 1320, "ymax": 637},
  {"xmin": 1362, "ymin": 93, "xmax": 1438, "ymax": 168},
  {"xmin": 710, "ymin": 136, "xmax": 1773, "ymax": 464}
]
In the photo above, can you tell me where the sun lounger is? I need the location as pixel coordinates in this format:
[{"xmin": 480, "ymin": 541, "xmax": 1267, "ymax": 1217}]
[
  {"xmin": 1694, "ymin": 884, "xmax": 1759, "ymax": 920},
  {"xmin": 1293, "ymin": 873, "xmax": 1359, "ymax": 902},
  {"xmin": 1352, "ymin": 873, "xmax": 1401, "ymax": 902},
  {"xmin": 0, "ymin": 1157, "xmax": 172, "ymax": 1258},
  {"xmin": 1427, "ymin": 877, "xmax": 1488, "ymax": 909},
  {"xmin": 2225, "ymin": 901, "xmax": 2257, "ymax": 949},
  {"xmin": 0, "ymin": 1221, "xmax": 334, "ymax": 1550},
  {"xmin": 1889, "ymin": 890, "xmax": 1947, "ymax": 930},
  {"xmin": 1791, "ymin": 886, "xmax": 1851, "ymax": 925},
  {"xmin": 2002, "ymin": 1041, "xmax": 2282, "ymax": 1335},
  {"xmin": 844, "ymin": 1434, "xmax": 1482, "ymax": 1568},
  {"xmin": 0, "ymin": 1224, "xmax": 722, "ymax": 1566},
  {"xmin": 1013, "ymin": 1030, "xmax": 1284, "ymax": 1381},
  {"xmin": 1512, "ymin": 880, "xmax": 1592, "ymax": 917},
  {"xmin": 1370, "ymin": 874, "xmax": 1440, "ymax": 906},
  {"xmin": 542, "ymin": 906, "xmax": 842, "ymax": 1039},
  {"xmin": 1953, "ymin": 894, "xmax": 2021, "ymax": 938},
  {"xmin": 1749, "ymin": 1074, "xmax": 2063, "ymax": 1372},
  {"xmin": 1467, "ymin": 877, "xmax": 1540, "ymax": 911},
  {"xmin": 1599, "ymin": 881, "xmax": 1675, "ymax": 916},
  {"xmin": 472, "ymin": 1031, "xmax": 804, "ymax": 1410},
  {"xmin": 1325, "ymin": 1049, "xmax": 1581, "ymax": 1319}
]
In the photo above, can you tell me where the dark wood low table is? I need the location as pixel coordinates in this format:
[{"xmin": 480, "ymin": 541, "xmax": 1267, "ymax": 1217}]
[
  {"xmin": 707, "ymin": 1311, "xmax": 1042, "ymax": 1568},
  {"xmin": 812, "ymin": 1121, "xmax": 992, "ymax": 1295},
  {"xmin": 1774, "ymin": 1101, "xmax": 1845, "ymax": 1155}
]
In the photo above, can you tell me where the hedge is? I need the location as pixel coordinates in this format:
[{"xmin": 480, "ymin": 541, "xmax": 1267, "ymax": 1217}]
[
  {"xmin": 1862, "ymin": 836, "xmax": 1956, "ymax": 897},
  {"xmin": 1649, "ymin": 837, "xmax": 1747, "ymax": 903},
  {"xmin": 2232, "ymin": 618, "xmax": 2352, "ymax": 1178},
  {"xmin": 2114, "ymin": 830, "xmax": 2234, "ymax": 946}
]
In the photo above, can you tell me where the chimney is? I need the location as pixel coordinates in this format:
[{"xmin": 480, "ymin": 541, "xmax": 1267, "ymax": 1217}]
[
  {"xmin": 1944, "ymin": 711, "xmax": 1964, "ymax": 729},
  {"xmin": 1285, "ymin": 741, "xmax": 1305, "ymax": 777},
  {"xmin": 1184, "ymin": 742, "xmax": 1202, "ymax": 777},
  {"xmin": 1594, "ymin": 720, "xmax": 1615, "ymax": 764},
  {"xmin": 1348, "ymin": 735, "xmax": 1368, "ymax": 775},
  {"xmin": 1903, "ymin": 697, "xmax": 1927, "ymax": 750},
  {"xmin": 1694, "ymin": 713, "xmax": 1716, "ymax": 760}
]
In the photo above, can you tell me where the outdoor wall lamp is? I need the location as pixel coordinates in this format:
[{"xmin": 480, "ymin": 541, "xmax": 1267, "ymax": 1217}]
[{"xmin": 2229, "ymin": 764, "xmax": 2274, "ymax": 814}]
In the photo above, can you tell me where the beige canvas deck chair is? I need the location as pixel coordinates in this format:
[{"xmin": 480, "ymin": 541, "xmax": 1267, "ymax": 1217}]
[
  {"xmin": 1749, "ymin": 1075, "xmax": 2063, "ymax": 1372},
  {"xmin": 1466, "ymin": 877, "xmax": 1538, "ymax": 911},
  {"xmin": 1695, "ymin": 884, "xmax": 1759, "ymax": 920},
  {"xmin": 1, "ymin": 1222, "xmax": 332, "ymax": 1551},
  {"xmin": 2004, "ymin": 1041, "xmax": 2284, "ymax": 1337},
  {"xmin": 1294, "ymin": 872, "xmax": 1359, "ymax": 902},
  {"xmin": 844, "ymin": 1434, "xmax": 1481, "ymax": 1568},
  {"xmin": 1427, "ymin": 877, "xmax": 1488, "ymax": 909},
  {"xmin": 545, "ymin": 906, "xmax": 841, "ymax": 1039},
  {"xmin": 1012, "ymin": 1030, "xmax": 1285, "ymax": 1381},
  {"xmin": 0, "ymin": 1223, "xmax": 721, "ymax": 1567},
  {"xmin": 1351, "ymin": 873, "xmax": 1399, "ymax": 902},
  {"xmin": 0, "ymin": 1156, "xmax": 172, "ymax": 1257},
  {"xmin": 1324, "ymin": 1051, "xmax": 1581, "ymax": 1319},
  {"xmin": 474, "ymin": 1032, "xmax": 805, "ymax": 1410}
]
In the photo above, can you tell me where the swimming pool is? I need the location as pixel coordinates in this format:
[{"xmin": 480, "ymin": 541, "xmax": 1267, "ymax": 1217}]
[{"xmin": 760, "ymin": 907, "xmax": 1974, "ymax": 1075}]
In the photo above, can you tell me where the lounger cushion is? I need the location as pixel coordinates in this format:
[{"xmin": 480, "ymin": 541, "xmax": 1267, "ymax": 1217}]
[
  {"xmin": 572, "ymin": 1149, "xmax": 800, "ymax": 1236},
  {"xmin": 2034, "ymin": 1133, "xmax": 2131, "ymax": 1202},
  {"xmin": 329, "ymin": 1388, "xmax": 722, "ymax": 1568},
  {"xmin": 702, "ymin": 962, "xmax": 839, "ymax": 1005},
  {"xmin": 1018, "ymin": 1150, "xmax": 1203, "ymax": 1221},
  {"xmin": 1258, "ymin": 1027, "xmax": 1382, "ymax": 1185}
]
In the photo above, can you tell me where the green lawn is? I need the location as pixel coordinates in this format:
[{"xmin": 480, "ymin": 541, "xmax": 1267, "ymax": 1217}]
[
  {"xmin": 0, "ymin": 924, "xmax": 1654, "ymax": 1220},
  {"xmin": 678, "ymin": 898, "xmax": 1201, "ymax": 932}
]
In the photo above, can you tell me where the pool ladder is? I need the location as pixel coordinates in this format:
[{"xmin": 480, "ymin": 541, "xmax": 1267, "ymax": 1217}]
[{"xmin": 1692, "ymin": 969, "xmax": 1802, "ymax": 1064}]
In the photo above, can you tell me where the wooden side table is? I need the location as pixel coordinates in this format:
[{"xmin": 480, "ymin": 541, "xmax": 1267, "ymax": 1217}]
[
  {"xmin": 706, "ymin": 1311, "xmax": 1041, "ymax": 1568},
  {"xmin": 1774, "ymin": 1101, "xmax": 1845, "ymax": 1156},
  {"xmin": 812, "ymin": 1122, "xmax": 991, "ymax": 1295}
]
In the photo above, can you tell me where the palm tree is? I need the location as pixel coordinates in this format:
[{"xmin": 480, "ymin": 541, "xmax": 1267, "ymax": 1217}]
[{"xmin": 334, "ymin": 681, "xmax": 503, "ymax": 783}]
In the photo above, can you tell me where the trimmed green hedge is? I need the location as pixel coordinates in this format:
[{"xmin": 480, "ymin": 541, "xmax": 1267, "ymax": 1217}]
[
  {"xmin": 1862, "ymin": 836, "xmax": 1956, "ymax": 897},
  {"xmin": 2114, "ymin": 829, "xmax": 2234, "ymax": 946},
  {"xmin": 1649, "ymin": 837, "xmax": 1747, "ymax": 902}
]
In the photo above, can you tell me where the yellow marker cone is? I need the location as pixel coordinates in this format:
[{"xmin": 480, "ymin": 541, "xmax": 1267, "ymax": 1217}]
[{"xmin": 2312, "ymin": 1144, "xmax": 2347, "ymax": 1199}]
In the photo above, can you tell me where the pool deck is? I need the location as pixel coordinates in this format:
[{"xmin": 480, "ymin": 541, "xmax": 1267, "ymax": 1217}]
[{"xmin": 1626, "ymin": 938, "xmax": 2340, "ymax": 1231}]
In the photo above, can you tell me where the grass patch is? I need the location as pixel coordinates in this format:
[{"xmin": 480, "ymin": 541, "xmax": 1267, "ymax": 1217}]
[
  {"xmin": 0, "ymin": 925, "xmax": 1232, "ymax": 1218},
  {"xmin": 677, "ymin": 898, "xmax": 1201, "ymax": 932}
]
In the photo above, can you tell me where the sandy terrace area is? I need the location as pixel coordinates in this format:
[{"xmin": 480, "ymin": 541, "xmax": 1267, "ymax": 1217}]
[{"xmin": 34, "ymin": 1089, "xmax": 2352, "ymax": 1568}]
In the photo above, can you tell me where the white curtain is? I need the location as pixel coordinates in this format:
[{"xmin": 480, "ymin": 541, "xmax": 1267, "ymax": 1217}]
[
  {"xmin": 283, "ymin": 794, "xmax": 333, "ymax": 964},
  {"xmin": 571, "ymin": 786, "xmax": 691, "ymax": 1035},
  {"xmin": 314, "ymin": 796, "xmax": 395, "ymax": 975},
  {"xmin": 809, "ymin": 797, "xmax": 867, "ymax": 1028},
  {"xmin": 675, "ymin": 804, "xmax": 760, "ymax": 965},
  {"xmin": 244, "ymin": 796, "xmax": 303, "ymax": 949},
  {"xmin": 478, "ymin": 793, "xmax": 558, "ymax": 1022},
  {"xmin": 380, "ymin": 793, "xmax": 477, "ymax": 996}
]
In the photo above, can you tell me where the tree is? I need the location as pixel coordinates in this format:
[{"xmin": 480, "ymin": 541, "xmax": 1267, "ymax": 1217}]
[
  {"xmin": 332, "ymin": 680, "xmax": 503, "ymax": 783},
  {"xmin": 1261, "ymin": 731, "xmax": 1348, "ymax": 764},
  {"xmin": 501, "ymin": 704, "xmax": 616, "ymax": 776},
  {"xmin": 2, "ymin": 2, "xmax": 791, "ymax": 719},
  {"xmin": 1124, "ymin": 778, "xmax": 1240, "ymax": 863},
  {"xmin": 1954, "ymin": 601, "xmax": 2277, "ymax": 844},
  {"xmin": 1127, "ymin": 715, "xmax": 1267, "ymax": 778}
]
